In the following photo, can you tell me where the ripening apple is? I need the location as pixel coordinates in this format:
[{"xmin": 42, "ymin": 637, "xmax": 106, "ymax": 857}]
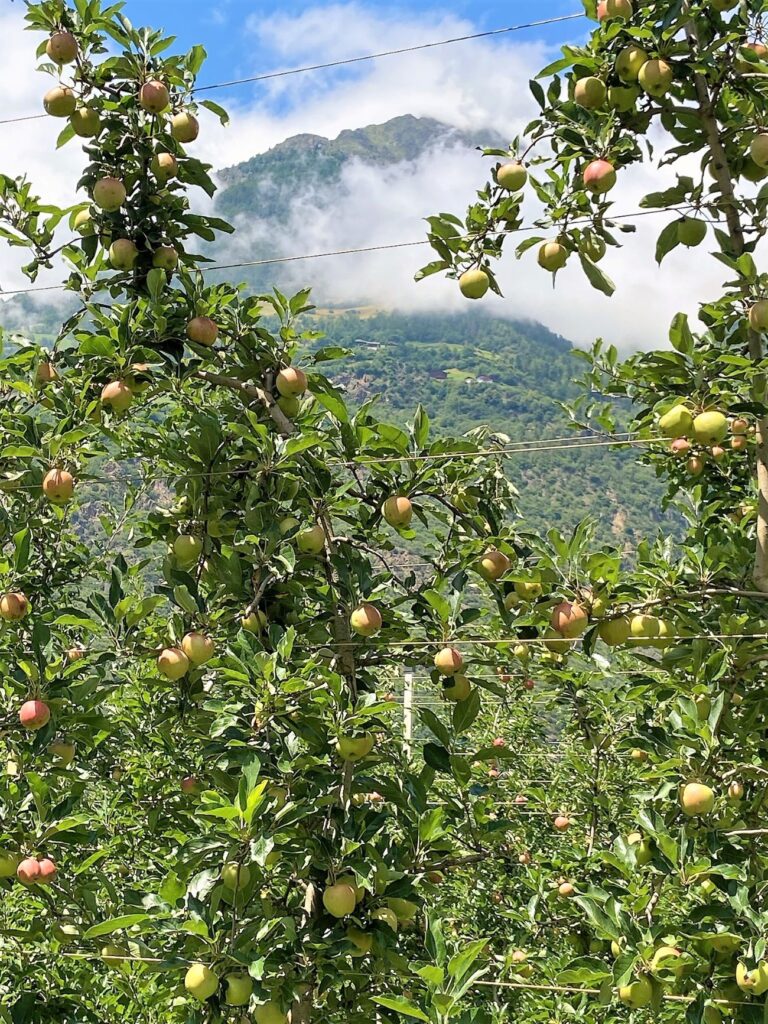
[
  {"xmin": 670, "ymin": 438, "xmax": 691, "ymax": 457},
  {"xmin": 598, "ymin": 616, "xmax": 630, "ymax": 645},
  {"xmin": 736, "ymin": 961, "xmax": 768, "ymax": 995},
  {"xmin": 42, "ymin": 467, "xmax": 75, "ymax": 504},
  {"xmin": 677, "ymin": 216, "xmax": 707, "ymax": 247},
  {"xmin": 731, "ymin": 417, "xmax": 749, "ymax": 434},
  {"xmin": 109, "ymin": 238, "xmax": 138, "ymax": 270},
  {"xmin": 49, "ymin": 740, "xmax": 76, "ymax": 766},
  {"xmin": 101, "ymin": 380, "xmax": 134, "ymax": 412},
  {"xmin": 629, "ymin": 613, "xmax": 661, "ymax": 644},
  {"xmin": 37, "ymin": 857, "xmax": 57, "ymax": 883},
  {"xmin": 73, "ymin": 209, "xmax": 94, "ymax": 235},
  {"xmin": 17, "ymin": 857, "xmax": 41, "ymax": 885},
  {"xmin": 750, "ymin": 134, "xmax": 768, "ymax": 169},
  {"xmin": 442, "ymin": 674, "xmax": 471, "ymax": 701},
  {"xmin": 44, "ymin": 86, "xmax": 76, "ymax": 117},
  {"xmin": 616, "ymin": 45, "xmax": 648, "ymax": 82},
  {"xmin": 35, "ymin": 360, "xmax": 58, "ymax": 387},
  {"xmin": 573, "ymin": 77, "xmax": 606, "ymax": 109},
  {"xmin": 477, "ymin": 548, "xmax": 511, "ymax": 581},
  {"xmin": 434, "ymin": 646, "xmax": 464, "ymax": 676},
  {"xmin": 732, "ymin": 434, "xmax": 748, "ymax": 451},
  {"xmin": 242, "ymin": 609, "xmax": 267, "ymax": 633},
  {"xmin": 70, "ymin": 106, "xmax": 100, "ymax": 137},
  {"xmin": 19, "ymin": 699, "xmax": 50, "ymax": 730},
  {"xmin": 558, "ymin": 881, "xmax": 575, "ymax": 897},
  {"xmin": 638, "ymin": 59, "xmax": 674, "ymax": 98},
  {"xmin": 728, "ymin": 781, "xmax": 744, "ymax": 801},
  {"xmin": 151, "ymin": 152, "xmax": 178, "ymax": 182},
  {"xmin": 93, "ymin": 177, "xmax": 126, "ymax": 211},
  {"xmin": 551, "ymin": 601, "xmax": 589, "ymax": 638},
  {"xmin": 139, "ymin": 80, "xmax": 170, "ymax": 114},
  {"xmin": 604, "ymin": 0, "xmax": 633, "ymax": 17},
  {"xmin": 737, "ymin": 40, "xmax": 768, "ymax": 73},
  {"xmin": 693, "ymin": 410, "xmax": 728, "ymax": 443},
  {"xmin": 514, "ymin": 580, "xmax": 542, "ymax": 601},
  {"xmin": 152, "ymin": 245, "xmax": 179, "ymax": 270},
  {"xmin": 347, "ymin": 927, "xmax": 374, "ymax": 956},
  {"xmin": 323, "ymin": 882, "xmax": 357, "ymax": 917},
  {"xmin": 255, "ymin": 1002, "xmax": 288, "ymax": 1024},
  {"xmin": 276, "ymin": 367, "xmax": 308, "ymax": 397},
  {"xmin": 459, "ymin": 268, "xmax": 490, "ymax": 300},
  {"xmin": 221, "ymin": 862, "xmax": 251, "ymax": 890},
  {"xmin": 608, "ymin": 85, "xmax": 639, "ymax": 113},
  {"xmin": 350, "ymin": 603, "xmax": 382, "ymax": 637},
  {"xmin": 497, "ymin": 162, "xmax": 527, "ymax": 190},
  {"xmin": 711, "ymin": 444, "xmax": 726, "ymax": 461},
  {"xmin": 172, "ymin": 111, "xmax": 200, "ymax": 143},
  {"xmin": 583, "ymin": 159, "xmax": 617, "ymax": 195},
  {"xmin": 629, "ymin": 747, "xmax": 647, "ymax": 764},
  {"xmin": 46, "ymin": 30, "xmax": 78, "ymax": 63},
  {"xmin": 0, "ymin": 591, "xmax": 30, "ymax": 621},
  {"xmin": 181, "ymin": 632, "xmax": 215, "ymax": 665},
  {"xmin": 0, "ymin": 850, "xmax": 21, "ymax": 877},
  {"xmin": 553, "ymin": 815, "xmax": 571, "ymax": 832},
  {"xmin": 186, "ymin": 316, "xmax": 219, "ymax": 346},
  {"xmin": 296, "ymin": 524, "xmax": 325, "ymax": 554},
  {"xmin": 173, "ymin": 534, "xmax": 202, "ymax": 566},
  {"xmin": 224, "ymin": 975, "xmax": 253, "ymax": 1007},
  {"xmin": 618, "ymin": 977, "xmax": 653, "ymax": 1008},
  {"xmin": 686, "ymin": 455, "xmax": 705, "ymax": 477},
  {"xmin": 277, "ymin": 394, "xmax": 301, "ymax": 417},
  {"xmin": 538, "ymin": 241, "xmax": 568, "ymax": 272},
  {"xmin": 650, "ymin": 945, "xmax": 684, "ymax": 977},
  {"xmin": 336, "ymin": 734, "xmax": 374, "ymax": 762},
  {"xmin": 185, "ymin": 963, "xmax": 219, "ymax": 1001},
  {"xmin": 680, "ymin": 782, "xmax": 715, "ymax": 816},
  {"xmin": 382, "ymin": 495, "xmax": 413, "ymax": 528},
  {"xmin": 157, "ymin": 646, "xmax": 190, "ymax": 680},
  {"xmin": 748, "ymin": 299, "xmax": 768, "ymax": 330},
  {"xmin": 372, "ymin": 907, "xmax": 398, "ymax": 931},
  {"xmin": 181, "ymin": 775, "xmax": 201, "ymax": 795}
]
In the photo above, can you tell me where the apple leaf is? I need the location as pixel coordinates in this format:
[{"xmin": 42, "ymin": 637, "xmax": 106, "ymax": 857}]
[
  {"xmin": 84, "ymin": 914, "xmax": 153, "ymax": 939},
  {"xmin": 372, "ymin": 997, "xmax": 430, "ymax": 1022}
]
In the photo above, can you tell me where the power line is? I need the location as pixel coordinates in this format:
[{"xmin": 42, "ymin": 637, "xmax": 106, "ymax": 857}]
[{"xmin": 0, "ymin": 13, "xmax": 587, "ymax": 128}]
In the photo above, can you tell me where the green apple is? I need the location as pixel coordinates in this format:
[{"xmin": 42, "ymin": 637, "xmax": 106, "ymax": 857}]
[
  {"xmin": 185, "ymin": 963, "xmax": 219, "ymax": 1001},
  {"xmin": 225, "ymin": 974, "xmax": 254, "ymax": 1006}
]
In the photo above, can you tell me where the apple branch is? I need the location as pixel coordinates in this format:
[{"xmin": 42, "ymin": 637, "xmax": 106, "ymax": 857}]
[{"xmin": 193, "ymin": 369, "xmax": 295, "ymax": 437}]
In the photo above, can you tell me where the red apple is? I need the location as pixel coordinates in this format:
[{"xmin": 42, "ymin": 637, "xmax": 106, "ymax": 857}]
[{"xmin": 19, "ymin": 700, "xmax": 51, "ymax": 730}]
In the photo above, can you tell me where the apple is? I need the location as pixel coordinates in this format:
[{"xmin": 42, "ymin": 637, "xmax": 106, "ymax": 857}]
[
  {"xmin": 680, "ymin": 782, "xmax": 715, "ymax": 816},
  {"xmin": 173, "ymin": 534, "xmax": 202, "ymax": 566},
  {"xmin": 574, "ymin": 77, "xmax": 606, "ymax": 109},
  {"xmin": 242, "ymin": 609, "xmax": 268, "ymax": 633},
  {"xmin": 598, "ymin": 616, "xmax": 630, "ymax": 646},
  {"xmin": 181, "ymin": 632, "xmax": 215, "ymax": 665},
  {"xmin": 171, "ymin": 111, "xmax": 199, "ymax": 143},
  {"xmin": 728, "ymin": 781, "xmax": 744, "ymax": 801},
  {"xmin": 0, "ymin": 592, "xmax": 30, "ymax": 621},
  {"xmin": 74, "ymin": 209, "xmax": 94, "ymax": 235},
  {"xmin": 731, "ymin": 417, "xmax": 749, "ymax": 434},
  {"xmin": 553, "ymin": 815, "xmax": 571, "ymax": 832},
  {"xmin": 711, "ymin": 444, "xmax": 726, "ymax": 461},
  {"xmin": 638, "ymin": 59, "xmax": 674, "ymax": 98},
  {"xmin": 49, "ymin": 740, "xmax": 76, "ymax": 766},
  {"xmin": 513, "ymin": 643, "xmax": 530, "ymax": 660},
  {"xmin": 70, "ymin": 107, "xmax": 100, "ymax": 137},
  {"xmin": 477, "ymin": 548, "xmax": 511, "ymax": 581},
  {"xmin": 693, "ymin": 410, "xmax": 728, "ymax": 443},
  {"xmin": 152, "ymin": 245, "xmax": 178, "ymax": 270},
  {"xmin": 538, "ymin": 241, "xmax": 568, "ymax": 272},
  {"xmin": 93, "ymin": 177, "xmax": 126, "ymax": 211},
  {"xmin": 101, "ymin": 380, "xmax": 134, "ymax": 412},
  {"xmin": 52, "ymin": 920, "xmax": 81, "ymax": 944},
  {"xmin": 109, "ymin": 239, "xmax": 138, "ymax": 270},
  {"xmin": 225, "ymin": 974, "xmax": 253, "ymax": 1006},
  {"xmin": 650, "ymin": 945, "xmax": 684, "ymax": 977},
  {"xmin": 583, "ymin": 159, "xmax": 616, "ymax": 195},
  {"xmin": 35, "ymin": 360, "xmax": 58, "ymax": 386},
  {"xmin": 434, "ymin": 646, "xmax": 464, "ymax": 676},
  {"xmin": 659, "ymin": 404, "xmax": 693, "ymax": 437},
  {"xmin": 157, "ymin": 647, "xmax": 190, "ymax": 681},
  {"xmin": 221, "ymin": 861, "xmax": 251, "ymax": 890},
  {"xmin": 254, "ymin": 1002, "xmax": 287, "ymax": 1024},
  {"xmin": 388, "ymin": 898, "xmax": 418, "ymax": 922},
  {"xmin": 139, "ymin": 80, "xmax": 170, "ymax": 114},
  {"xmin": 604, "ymin": 0, "xmax": 633, "ymax": 17},
  {"xmin": 101, "ymin": 944, "xmax": 127, "ymax": 965},
  {"xmin": 678, "ymin": 217, "xmax": 707, "ymax": 247},
  {"xmin": 372, "ymin": 907, "xmax": 398, "ymax": 931},
  {"xmin": 42, "ymin": 467, "xmax": 74, "ymax": 504},
  {"xmin": 629, "ymin": 614, "xmax": 661, "ymax": 645},
  {"xmin": 737, "ymin": 40, "xmax": 768, "ymax": 73},
  {"xmin": 350, "ymin": 603, "xmax": 382, "ymax": 637},
  {"xmin": 323, "ymin": 882, "xmax": 357, "ymax": 918},
  {"xmin": 737, "ymin": 962, "xmax": 768, "ymax": 995},
  {"xmin": 670, "ymin": 438, "xmax": 691, "ymax": 456},
  {"xmin": 579, "ymin": 232, "xmax": 607, "ymax": 261},
  {"xmin": 181, "ymin": 775, "xmax": 200, "ymax": 795},
  {"xmin": 186, "ymin": 316, "xmax": 219, "ymax": 346},
  {"xmin": 185, "ymin": 963, "xmax": 219, "ymax": 1001},
  {"xmin": 46, "ymin": 30, "xmax": 78, "ymax": 63},
  {"xmin": 751, "ymin": 135, "xmax": 768, "ymax": 169},
  {"xmin": 686, "ymin": 455, "xmax": 705, "ymax": 477},
  {"xmin": 17, "ymin": 857, "xmax": 41, "ymax": 885},
  {"xmin": 296, "ymin": 524, "xmax": 325, "ymax": 554},
  {"xmin": 749, "ymin": 300, "xmax": 768, "ymax": 330},
  {"xmin": 277, "ymin": 394, "xmax": 301, "ymax": 417},
  {"xmin": 515, "ymin": 580, "xmax": 542, "ymax": 601},
  {"xmin": 442, "ymin": 674, "xmax": 471, "ymax": 701},
  {"xmin": 493, "ymin": 737, "xmax": 506, "ymax": 748},
  {"xmin": 618, "ymin": 977, "xmax": 652, "ymax": 1008},
  {"xmin": 459, "ymin": 269, "xmax": 490, "ymax": 300},
  {"xmin": 558, "ymin": 881, "xmax": 575, "ymax": 897},
  {"xmin": 616, "ymin": 45, "xmax": 648, "ymax": 81},
  {"xmin": 608, "ymin": 85, "xmax": 639, "ymax": 112},
  {"xmin": 276, "ymin": 367, "xmax": 308, "ymax": 397},
  {"xmin": 346, "ymin": 927, "xmax": 373, "ymax": 956},
  {"xmin": 19, "ymin": 700, "xmax": 51, "ymax": 730},
  {"xmin": 382, "ymin": 495, "xmax": 413, "ymax": 527},
  {"xmin": 518, "ymin": 851, "xmax": 532, "ymax": 865},
  {"xmin": 38, "ymin": 857, "xmax": 57, "ymax": 883},
  {"xmin": 497, "ymin": 162, "xmax": 527, "ymax": 190},
  {"xmin": 551, "ymin": 601, "xmax": 589, "ymax": 638},
  {"xmin": 0, "ymin": 851, "xmax": 20, "ymax": 877},
  {"xmin": 44, "ymin": 86, "xmax": 76, "ymax": 117},
  {"xmin": 68, "ymin": 644, "xmax": 85, "ymax": 663},
  {"xmin": 336, "ymin": 734, "xmax": 374, "ymax": 762},
  {"xmin": 151, "ymin": 152, "xmax": 178, "ymax": 182},
  {"xmin": 732, "ymin": 434, "xmax": 748, "ymax": 451},
  {"xmin": 629, "ymin": 747, "xmax": 647, "ymax": 763}
]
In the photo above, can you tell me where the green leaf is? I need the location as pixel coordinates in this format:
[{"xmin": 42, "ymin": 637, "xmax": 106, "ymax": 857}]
[
  {"xmin": 372, "ymin": 997, "xmax": 429, "ymax": 1022},
  {"xmin": 452, "ymin": 688, "xmax": 481, "ymax": 734},
  {"xmin": 13, "ymin": 528, "xmax": 30, "ymax": 573},
  {"xmin": 579, "ymin": 253, "xmax": 615, "ymax": 296},
  {"xmin": 448, "ymin": 938, "xmax": 488, "ymax": 981},
  {"xmin": 309, "ymin": 377, "xmax": 349, "ymax": 423},
  {"xmin": 83, "ymin": 914, "xmax": 152, "ymax": 939},
  {"xmin": 655, "ymin": 220, "xmax": 681, "ymax": 264}
]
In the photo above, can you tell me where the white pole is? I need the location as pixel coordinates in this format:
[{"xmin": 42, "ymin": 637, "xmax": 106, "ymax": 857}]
[{"xmin": 403, "ymin": 670, "xmax": 414, "ymax": 759}]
